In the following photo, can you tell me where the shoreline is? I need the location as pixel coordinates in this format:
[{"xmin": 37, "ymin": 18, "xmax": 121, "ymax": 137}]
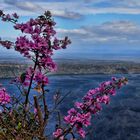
[{"xmin": 0, "ymin": 59, "xmax": 140, "ymax": 78}]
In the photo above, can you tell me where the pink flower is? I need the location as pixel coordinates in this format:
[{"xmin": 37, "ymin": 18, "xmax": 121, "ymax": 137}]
[
  {"xmin": 75, "ymin": 102, "xmax": 83, "ymax": 109},
  {"xmin": 34, "ymin": 108, "xmax": 37, "ymax": 114},
  {"xmin": 64, "ymin": 115, "xmax": 77, "ymax": 125},
  {"xmin": 95, "ymin": 102, "xmax": 102, "ymax": 111},
  {"xmin": 34, "ymin": 26, "xmax": 41, "ymax": 34},
  {"xmin": 34, "ymin": 71, "xmax": 48, "ymax": 86},
  {"xmin": 23, "ymin": 25, "xmax": 33, "ymax": 34},
  {"xmin": 15, "ymin": 36, "xmax": 30, "ymax": 57},
  {"xmin": 109, "ymin": 89, "xmax": 116, "ymax": 95},
  {"xmin": 87, "ymin": 89, "xmax": 97, "ymax": 96},
  {"xmin": 68, "ymin": 108, "xmax": 77, "ymax": 115},
  {"xmin": 0, "ymin": 40, "xmax": 12, "ymax": 49},
  {"xmin": 12, "ymin": 13, "xmax": 19, "ymax": 19},
  {"xmin": 14, "ymin": 24, "xmax": 22, "ymax": 30},
  {"xmin": 112, "ymin": 77, "xmax": 117, "ymax": 81},
  {"xmin": 1, "ymin": 14, "xmax": 11, "ymax": 21},
  {"xmin": 77, "ymin": 128, "xmax": 86, "ymax": 138},
  {"xmin": 0, "ymin": 88, "xmax": 10, "ymax": 104},
  {"xmin": 53, "ymin": 128, "xmax": 63, "ymax": 138},
  {"xmin": 100, "ymin": 95, "xmax": 110, "ymax": 104},
  {"xmin": 76, "ymin": 112, "xmax": 91, "ymax": 127}
]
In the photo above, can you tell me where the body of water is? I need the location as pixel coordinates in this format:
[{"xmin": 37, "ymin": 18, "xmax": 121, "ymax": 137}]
[{"xmin": 0, "ymin": 74, "xmax": 140, "ymax": 140}]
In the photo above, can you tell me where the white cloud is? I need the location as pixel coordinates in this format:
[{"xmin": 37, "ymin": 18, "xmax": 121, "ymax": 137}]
[
  {"xmin": 4, "ymin": 0, "xmax": 42, "ymax": 11},
  {"xmin": 80, "ymin": 7, "xmax": 140, "ymax": 15},
  {"xmin": 1, "ymin": 0, "xmax": 140, "ymax": 18},
  {"xmin": 1, "ymin": 1, "xmax": 83, "ymax": 19},
  {"xmin": 15, "ymin": 1, "xmax": 42, "ymax": 11},
  {"xmin": 56, "ymin": 21, "xmax": 140, "ymax": 45},
  {"xmin": 56, "ymin": 28, "xmax": 87, "ymax": 35}
]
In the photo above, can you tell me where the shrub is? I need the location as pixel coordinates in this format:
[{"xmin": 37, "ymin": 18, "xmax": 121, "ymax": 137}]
[{"xmin": 0, "ymin": 10, "xmax": 127, "ymax": 140}]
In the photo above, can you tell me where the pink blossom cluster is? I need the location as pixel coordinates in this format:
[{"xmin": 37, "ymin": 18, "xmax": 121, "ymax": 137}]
[
  {"xmin": 12, "ymin": 67, "xmax": 49, "ymax": 87},
  {"xmin": 53, "ymin": 129, "xmax": 64, "ymax": 140},
  {"xmin": 53, "ymin": 77, "xmax": 128, "ymax": 139},
  {"xmin": 13, "ymin": 12, "xmax": 71, "ymax": 71},
  {"xmin": 0, "ymin": 11, "xmax": 70, "ymax": 88},
  {"xmin": 0, "ymin": 10, "xmax": 18, "ymax": 22},
  {"xmin": 0, "ymin": 87, "xmax": 10, "ymax": 105},
  {"xmin": 0, "ymin": 39, "xmax": 13, "ymax": 49},
  {"xmin": 0, "ymin": 10, "xmax": 18, "ymax": 48}
]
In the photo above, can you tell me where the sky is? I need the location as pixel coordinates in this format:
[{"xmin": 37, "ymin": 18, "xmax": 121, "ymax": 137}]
[{"xmin": 0, "ymin": 0, "xmax": 140, "ymax": 61}]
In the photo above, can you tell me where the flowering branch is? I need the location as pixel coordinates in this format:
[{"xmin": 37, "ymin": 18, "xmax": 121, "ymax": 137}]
[{"xmin": 53, "ymin": 77, "xmax": 128, "ymax": 139}]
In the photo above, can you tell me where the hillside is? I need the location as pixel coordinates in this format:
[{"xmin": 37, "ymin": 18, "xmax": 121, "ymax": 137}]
[{"xmin": 0, "ymin": 60, "xmax": 140, "ymax": 78}]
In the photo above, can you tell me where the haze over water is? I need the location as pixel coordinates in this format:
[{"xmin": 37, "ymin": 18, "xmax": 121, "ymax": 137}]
[{"xmin": 0, "ymin": 46, "xmax": 140, "ymax": 63}]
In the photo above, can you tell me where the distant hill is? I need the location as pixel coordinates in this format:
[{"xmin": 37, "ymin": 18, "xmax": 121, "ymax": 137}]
[
  {"xmin": 0, "ymin": 60, "xmax": 140, "ymax": 78},
  {"xmin": 54, "ymin": 60, "xmax": 140, "ymax": 75}
]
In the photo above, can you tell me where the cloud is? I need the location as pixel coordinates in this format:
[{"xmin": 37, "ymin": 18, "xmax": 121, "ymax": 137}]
[
  {"xmin": 56, "ymin": 21, "xmax": 140, "ymax": 45},
  {"xmin": 104, "ymin": 0, "xmax": 140, "ymax": 8},
  {"xmin": 84, "ymin": 0, "xmax": 140, "ymax": 7},
  {"xmin": 79, "ymin": 7, "xmax": 140, "ymax": 15},
  {"xmin": 57, "ymin": 28, "xmax": 87, "ymax": 36},
  {"xmin": 2, "ymin": 0, "xmax": 140, "ymax": 18},
  {"xmin": 2, "ymin": 0, "xmax": 83, "ymax": 19},
  {"xmin": 4, "ymin": 0, "xmax": 42, "ymax": 11},
  {"xmin": 83, "ymin": 0, "xmax": 140, "ymax": 15},
  {"xmin": 4, "ymin": 0, "xmax": 15, "ymax": 5},
  {"xmin": 16, "ymin": 2, "xmax": 42, "ymax": 11},
  {"xmin": 53, "ymin": 10, "xmax": 82, "ymax": 20}
]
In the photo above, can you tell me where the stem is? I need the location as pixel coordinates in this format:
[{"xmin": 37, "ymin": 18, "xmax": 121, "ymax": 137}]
[
  {"xmin": 57, "ymin": 111, "xmax": 61, "ymax": 127},
  {"xmin": 34, "ymin": 96, "xmax": 44, "ymax": 126},
  {"xmin": 42, "ymin": 85, "xmax": 49, "ymax": 126},
  {"xmin": 70, "ymin": 132, "xmax": 75, "ymax": 140},
  {"xmin": 24, "ymin": 54, "xmax": 38, "ymax": 108}
]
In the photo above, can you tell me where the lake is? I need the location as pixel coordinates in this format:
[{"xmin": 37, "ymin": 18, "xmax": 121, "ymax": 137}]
[{"xmin": 0, "ymin": 74, "xmax": 140, "ymax": 140}]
